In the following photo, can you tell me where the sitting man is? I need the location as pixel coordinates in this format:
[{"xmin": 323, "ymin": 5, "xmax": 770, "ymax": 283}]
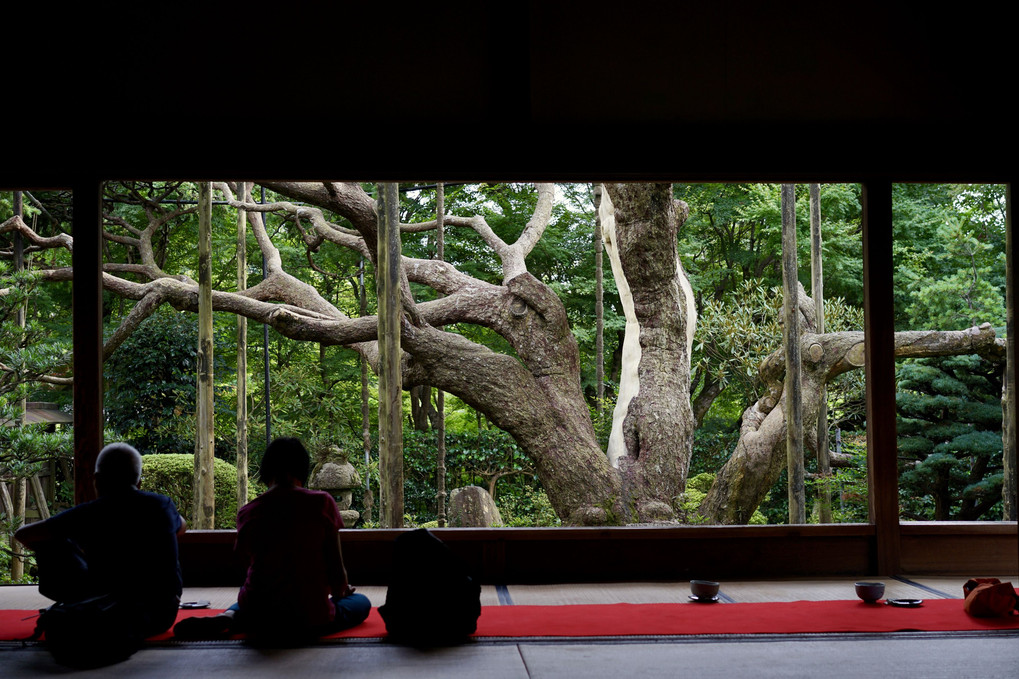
[
  {"xmin": 175, "ymin": 437, "xmax": 370, "ymax": 640},
  {"xmin": 15, "ymin": 442, "xmax": 186, "ymax": 644}
]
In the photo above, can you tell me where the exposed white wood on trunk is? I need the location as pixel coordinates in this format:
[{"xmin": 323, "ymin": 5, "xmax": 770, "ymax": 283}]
[{"xmin": 599, "ymin": 188, "xmax": 641, "ymax": 468}]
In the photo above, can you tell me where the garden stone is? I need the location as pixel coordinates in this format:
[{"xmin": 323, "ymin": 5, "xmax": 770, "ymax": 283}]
[{"xmin": 448, "ymin": 486, "xmax": 503, "ymax": 527}]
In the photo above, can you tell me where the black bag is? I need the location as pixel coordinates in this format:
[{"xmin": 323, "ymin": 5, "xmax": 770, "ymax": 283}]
[
  {"xmin": 28, "ymin": 594, "xmax": 141, "ymax": 668},
  {"xmin": 378, "ymin": 528, "xmax": 482, "ymax": 645}
]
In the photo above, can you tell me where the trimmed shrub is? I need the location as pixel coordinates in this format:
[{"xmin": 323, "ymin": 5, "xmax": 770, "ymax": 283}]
[{"xmin": 140, "ymin": 454, "xmax": 260, "ymax": 529}]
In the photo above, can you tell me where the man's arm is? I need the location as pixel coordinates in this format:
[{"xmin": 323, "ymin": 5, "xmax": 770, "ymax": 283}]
[
  {"xmin": 325, "ymin": 532, "xmax": 354, "ymax": 598},
  {"xmin": 177, "ymin": 515, "xmax": 187, "ymax": 537},
  {"xmin": 14, "ymin": 517, "xmax": 56, "ymax": 548}
]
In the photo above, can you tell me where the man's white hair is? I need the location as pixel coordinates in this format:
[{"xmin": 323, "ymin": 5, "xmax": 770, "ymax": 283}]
[{"xmin": 95, "ymin": 442, "xmax": 143, "ymax": 488}]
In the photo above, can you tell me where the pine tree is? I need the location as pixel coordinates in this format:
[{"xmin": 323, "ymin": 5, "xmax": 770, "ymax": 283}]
[{"xmin": 897, "ymin": 354, "xmax": 1004, "ymax": 520}]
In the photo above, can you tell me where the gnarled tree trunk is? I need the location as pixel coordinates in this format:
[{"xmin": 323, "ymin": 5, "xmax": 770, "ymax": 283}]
[
  {"xmin": 701, "ymin": 316, "xmax": 1004, "ymax": 524},
  {"xmin": 600, "ymin": 183, "xmax": 697, "ymax": 520}
]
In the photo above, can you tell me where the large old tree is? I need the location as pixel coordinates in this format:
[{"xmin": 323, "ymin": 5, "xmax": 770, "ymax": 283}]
[{"xmin": 3, "ymin": 181, "xmax": 1005, "ymax": 524}]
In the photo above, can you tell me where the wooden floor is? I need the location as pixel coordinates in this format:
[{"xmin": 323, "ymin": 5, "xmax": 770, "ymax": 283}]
[
  {"xmin": 1, "ymin": 574, "xmax": 1011, "ymax": 610},
  {"xmin": 5, "ymin": 576, "xmax": 1019, "ymax": 679}
]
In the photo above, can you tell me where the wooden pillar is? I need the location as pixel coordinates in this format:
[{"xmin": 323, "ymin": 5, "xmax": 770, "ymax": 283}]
[
  {"xmin": 236, "ymin": 182, "xmax": 249, "ymax": 512},
  {"xmin": 862, "ymin": 180, "xmax": 901, "ymax": 575},
  {"xmin": 194, "ymin": 182, "xmax": 215, "ymax": 529},
  {"xmin": 72, "ymin": 181, "xmax": 103, "ymax": 505},
  {"xmin": 810, "ymin": 183, "xmax": 833, "ymax": 523},
  {"xmin": 435, "ymin": 183, "xmax": 447, "ymax": 527},
  {"xmin": 782, "ymin": 184, "xmax": 805, "ymax": 524},
  {"xmin": 1003, "ymin": 184, "xmax": 1017, "ymax": 573},
  {"xmin": 376, "ymin": 183, "xmax": 404, "ymax": 528}
]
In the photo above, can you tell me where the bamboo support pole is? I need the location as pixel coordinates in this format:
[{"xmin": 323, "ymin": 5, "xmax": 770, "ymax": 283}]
[
  {"xmin": 359, "ymin": 259, "xmax": 374, "ymax": 524},
  {"xmin": 594, "ymin": 184, "xmax": 605, "ymax": 412},
  {"xmin": 782, "ymin": 184, "xmax": 806, "ymax": 524},
  {"xmin": 11, "ymin": 192, "xmax": 25, "ymax": 579},
  {"xmin": 436, "ymin": 183, "xmax": 448, "ymax": 527},
  {"xmin": 194, "ymin": 182, "xmax": 216, "ymax": 529},
  {"xmin": 377, "ymin": 183, "xmax": 404, "ymax": 528},
  {"xmin": 810, "ymin": 183, "xmax": 833, "ymax": 523},
  {"xmin": 236, "ymin": 182, "xmax": 249, "ymax": 511}
]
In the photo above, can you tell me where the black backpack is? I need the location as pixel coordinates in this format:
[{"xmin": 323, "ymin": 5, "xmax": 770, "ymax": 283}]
[
  {"xmin": 27, "ymin": 594, "xmax": 141, "ymax": 668},
  {"xmin": 378, "ymin": 528, "xmax": 482, "ymax": 645}
]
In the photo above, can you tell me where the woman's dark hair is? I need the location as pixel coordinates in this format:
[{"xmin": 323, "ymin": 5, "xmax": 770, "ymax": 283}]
[{"xmin": 258, "ymin": 437, "xmax": 311, "ymax": 486}]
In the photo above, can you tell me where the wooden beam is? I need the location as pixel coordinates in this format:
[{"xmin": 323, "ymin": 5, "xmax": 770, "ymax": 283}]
[
  {"xmin": 175, "ymin": 523, "xmax": 1017, "ymax": 586},
  {"xmin": 782, "ymin": 184, "xmax": 805, "ymax": 523},
  {"xmin": 72, "ymin": 181, "xmax": 103, "ymax": 505},
  {"xmin": 376, "ymin": 183, "xmax": 404, "ymax": 528},
  {"xmin": 862, "ymin": 180, "xmax": 901, "ymax": 575}
]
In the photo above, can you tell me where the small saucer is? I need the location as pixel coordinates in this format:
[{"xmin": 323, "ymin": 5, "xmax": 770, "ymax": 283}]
[
  {"xmin": 885, "ymin": 598, "xmax": 923, "ymax": 608},
  {"xmin": 689, "ymin": 595, "xmax": 719, "ymax": 603}
]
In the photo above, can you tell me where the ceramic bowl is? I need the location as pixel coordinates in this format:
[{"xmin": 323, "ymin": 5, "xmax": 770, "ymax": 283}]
[
  {"xmin": 690, "ymin": 580, "xmax": 720, "ymax": 599},
  {"xmin": 855, "ymin": 581, "xmax": 885, "ymax": 603}
]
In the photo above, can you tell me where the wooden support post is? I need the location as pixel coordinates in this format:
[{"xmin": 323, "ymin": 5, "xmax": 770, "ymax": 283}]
[
  {"xmin": 236, "ymin": 182, "xmax": 249, "ymax": 512},
  {"xmin": 863, "ymin": 180, "xmax": 901, "ymax": 575},
  {"xmin": 1003, "ymin": 184, "xmax": 1017, "ymax": 575},
  {"xmin": 810, "ymin": 183, "xmax": 833, "ymax": 523},
  {"xmin": 72, "ymin": 181, "xmax": 104, "ymax": 505},
  {"xmin": 194, "ymin": 182, "xmax": 216, "ymax": 529},
  {"xmin": 10, "ymin": 478, "xmax": 25, "ymax": 579},
  {"xmin": 376, "ymin": 183, "xmax": 404, "ymax": 528},
  {"xmin": 435, "ymin": 183, "xmax": 447, "ymax": 528},
  {"xmin": 0, "ymin": 482, "xmax": 13, "ymax": 519},
  {"xmin": 1003, "ymin": 183, "xmax": 1016, "ymax": 522},
  {"xmin": 29, "ymin": 474, "xmax": 50, "ymax": 520},
  {"xmin": 782, "ymin": 184, "xmax": 806, "ymax": 524}
]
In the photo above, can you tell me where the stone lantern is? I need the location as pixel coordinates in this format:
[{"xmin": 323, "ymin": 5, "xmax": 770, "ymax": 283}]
[{"xmin": 308, "ymin": 444, "xmax": 362, "ymax": 526}]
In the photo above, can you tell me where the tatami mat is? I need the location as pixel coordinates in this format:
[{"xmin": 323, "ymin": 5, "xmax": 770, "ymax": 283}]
[
  {"xmin": 505, "ymin": 582, "xmax": 691, "ymax": 605},
  {"xmin": 2, "ymin": 576, "xmax": 1015, "ymax": 611}
]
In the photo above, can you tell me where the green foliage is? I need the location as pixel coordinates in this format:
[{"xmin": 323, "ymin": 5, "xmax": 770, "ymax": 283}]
[
  {"xmin": 498, "ymin": 488, "xmax": 561, "ymax": 527},
  {"xmin": 139, "ymin": 454, "xmax": 260, "ymax": 529},
  {"xmin": 0, "ymin": 239, "xmax": 74, "ymax": 578},
  {"xmin": 254, "ymin": 344, "xmax": 364, "ymax": 460},
  {"xmin": 104, "ymin": 308, "xmax": 234, "ymax": 457},
  {"xmin": 893, "ymin": 184, "xmax": 1006, "ymax": 331},
  {"xmin": 826, "ymin": 432, "xmax": 870, "ymax": 523},
  {"xmin": 897, "ymin": 354, "xmax": 1004, "ymax": 520},
  {"xmin": 359, "ymin": 429, "xmax": 548, "ymax": 527},
  {"xmin": 678, "ymin": 472, "xmax": 767, "ymax": 525},
  {"xmin": 693, "ymin": 277, "xmax": 866, "ymax": 421},
  {"xmin": 689, "ymin": 419, "xmax": 740, "ymax": 476}
]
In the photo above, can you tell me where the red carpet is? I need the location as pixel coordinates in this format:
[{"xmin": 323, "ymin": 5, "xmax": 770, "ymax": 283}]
[{"xmin": 3, "ymin": 600, "xmax": 1018, "ymax": 642}]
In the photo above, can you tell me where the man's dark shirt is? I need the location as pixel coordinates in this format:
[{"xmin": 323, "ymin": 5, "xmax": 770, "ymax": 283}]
[{"xmin": 43, "ymin": 489, "xmax": 184, "ymax": 602}]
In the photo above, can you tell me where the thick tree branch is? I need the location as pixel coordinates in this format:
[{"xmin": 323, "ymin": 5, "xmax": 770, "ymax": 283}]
[{"xmin": 0, "ymin": 215, "xmax": 73, "ymax": 252}]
